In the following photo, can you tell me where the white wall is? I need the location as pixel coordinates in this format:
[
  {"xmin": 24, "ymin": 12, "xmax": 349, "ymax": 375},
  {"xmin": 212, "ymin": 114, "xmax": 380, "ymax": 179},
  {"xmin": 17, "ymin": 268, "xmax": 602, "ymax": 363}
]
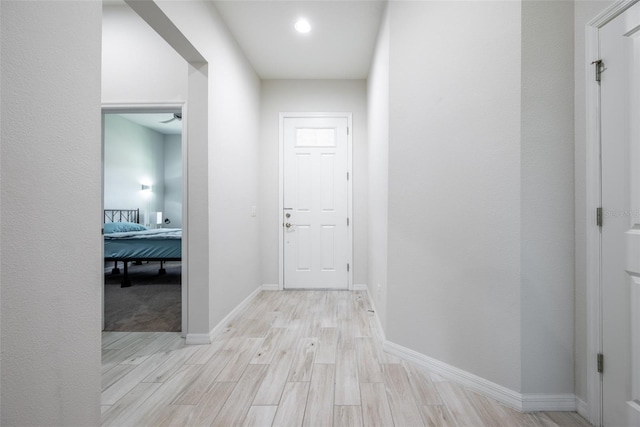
[
  {"xmin": 102, "ymin": 3, "xmax": 187, "ymax": 103},
  {"xmin": 0, "ymin": 1, "xmax": 102, "ymax": 425},
  {"xmin": 371, "ymin": 0, "xmax": 576, "ymax": 398},
  {"xmin": 259, "ymin": 80, "xmax": 368, "ymax": 287},
  {"xmin": 521, "ymin": 0, "xmax": 575, "ymax": 394},
  {"xmin": 367, "ymin": 5, "xmax": 390, "ymax": 330},
  {"xmin": 103, "ymin": 114, "xmax": 166, "ymax": 224},
  {"xmin": 385, "ymin": 0, "xmax": 523, "ymax": 391},
  {"xmin": 155, "ymin": 0, "xmax": 262, "ymax": 331},
  {"xmin": 164, "ymin": 134, "xmax": 182, "ymax": 227},
  {"xmin": 103, "ymin": 1, "xmax": 261, "ymax": 335}
]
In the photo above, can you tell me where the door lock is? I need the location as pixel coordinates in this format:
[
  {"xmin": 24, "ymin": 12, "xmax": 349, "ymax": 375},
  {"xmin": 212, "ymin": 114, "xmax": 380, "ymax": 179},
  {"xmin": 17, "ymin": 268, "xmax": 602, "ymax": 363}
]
[
  {"xmin": 285, "ymin": 213, "xmax": 291, "ymax": 218},
  {"xmin": 285, "ymin": 222, "xmax": 293, "ymax": 228}
]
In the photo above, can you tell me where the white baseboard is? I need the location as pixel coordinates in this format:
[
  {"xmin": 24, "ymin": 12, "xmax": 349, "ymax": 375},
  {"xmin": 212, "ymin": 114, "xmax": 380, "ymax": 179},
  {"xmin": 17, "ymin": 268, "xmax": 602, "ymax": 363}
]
[
  {"xmin": 184, "ymin": 333, "xmax": 212, "ymax": 345},
  {"xmin": 521, "ymin": 393, "xmax": 577, "ymax": 412},
  {"xmin": 352, "ymin": 283, "xmax": 368, "ymax": 291},
  {"xmin": 383, "ymin": 340, "xmax": 523, "ymax": 410},
  {"xmin": 185, "ymin": 285, "xmax": 263, "ymax": 345},
  {"xmin": 362, "ymin": 285, "xmax": 386, "ymax": 342},
  {"xmin": 262, "ymin": 284, "xmax": 279, "ymax": 291},
  {"xmin": 383, "ymin": 340, "xmax": 577, "ymax": 412},
  {"xmin": 576, "ymin": 397, "xmax": 589, "ymax": 421}
]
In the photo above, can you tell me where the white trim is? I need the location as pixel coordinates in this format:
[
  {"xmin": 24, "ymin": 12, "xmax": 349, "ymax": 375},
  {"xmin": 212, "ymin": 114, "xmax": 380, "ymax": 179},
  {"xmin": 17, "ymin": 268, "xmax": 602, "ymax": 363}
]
[
  {"xmin": 585, "ymin": 2, "xmax": 640, "ymax": 425},
  {"xmin": 521, "ymin": 394, "xmax": 577, "ymax": 412},
  {"xmin": 185, "ymin": 285, "xmax": 263, "ymax": 345},
  {"xmin": 383, "ymin": 340, "xmax": 577, "ymax": 412},
  {"xmin": 585, "ymin": 21, "xmax": 604, "ymax": 427},
  {"xmin": 101, "ymin": 102, "xmax": 184, "ymax": 114},
  {"xmin": 577, "ymin": 397, "xmax": 589, "ymax": 420},
  {"xmin": 277, "ymin": 112, "xmax": 354, "ymax": 291},
  {"xmin": 101, "ymin": 102, "xmax": 188, "ymax": 338},
  {"xmin": 358, "ymin": 283, "xmax": 572, "ymax": 413},
  {"xmin": 362, "ymin": 285, "xmax": 386, "ymax": 342},
  {"xmin": 383, "ymin": 340, "xmax": 523, "ymax": 410},
  {"xmin": 262, "ymin": 284, "xmax": 279, "ymax": 291},
  {"xmin": 184, "ymin": 333, "xmax": 212, "ymax": 346},
  {"xmin": 628, "ymin": 399, "xmax": 640, "ymax": 414},
  {"xmin": 352, "ymin": 284, "xmax": 368, "ymax": 291},
  {"xmin": 588, "ymin": 0, "xmax": 639, "ymax": 27}
]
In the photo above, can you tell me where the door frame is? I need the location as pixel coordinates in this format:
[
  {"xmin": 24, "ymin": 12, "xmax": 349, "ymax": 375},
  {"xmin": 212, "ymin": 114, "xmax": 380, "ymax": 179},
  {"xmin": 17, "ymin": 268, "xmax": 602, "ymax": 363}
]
[
  {"xmin": 585, "ymin": 1, "xmax": 640, "ymax": 425},
  {"xmin": 101, "ymin": 102, "xmax": 188, "ymax": 337},
  {"xmin": 278, "ymin": 112, "xmax": 353, "ymax": 291}
]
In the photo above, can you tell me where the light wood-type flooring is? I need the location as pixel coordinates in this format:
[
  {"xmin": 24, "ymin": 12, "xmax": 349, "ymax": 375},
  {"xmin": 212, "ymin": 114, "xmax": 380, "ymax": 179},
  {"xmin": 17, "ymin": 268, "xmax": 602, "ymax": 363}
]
[{"xmin": 102, "ymin": 290, "xmax": 591, "ymax": 426}]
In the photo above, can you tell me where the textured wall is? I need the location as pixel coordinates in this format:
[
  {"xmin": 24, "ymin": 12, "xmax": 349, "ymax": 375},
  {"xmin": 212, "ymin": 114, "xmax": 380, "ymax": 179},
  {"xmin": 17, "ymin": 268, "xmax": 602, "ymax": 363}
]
[
  {"xmin": 1, "ymin": 1, "xmax": 102, "ymax": 424},
  {"xmin": 521, "ymin": 0, "xmax": 575, "ymax": 394}
]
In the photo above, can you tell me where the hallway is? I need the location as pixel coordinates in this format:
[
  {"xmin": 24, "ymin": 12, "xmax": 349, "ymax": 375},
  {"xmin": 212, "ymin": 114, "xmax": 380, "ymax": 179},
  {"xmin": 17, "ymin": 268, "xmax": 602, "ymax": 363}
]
[{"xmin": 101, "ymin": 291, "xmax": 589, "ymax": 426}]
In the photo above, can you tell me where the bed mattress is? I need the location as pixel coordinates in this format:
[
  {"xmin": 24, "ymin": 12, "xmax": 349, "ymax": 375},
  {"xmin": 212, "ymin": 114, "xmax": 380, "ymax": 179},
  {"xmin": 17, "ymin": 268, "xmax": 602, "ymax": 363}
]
[{"xmin": 104, "ymin": 228, "xmax": 181, "ymax": 260}]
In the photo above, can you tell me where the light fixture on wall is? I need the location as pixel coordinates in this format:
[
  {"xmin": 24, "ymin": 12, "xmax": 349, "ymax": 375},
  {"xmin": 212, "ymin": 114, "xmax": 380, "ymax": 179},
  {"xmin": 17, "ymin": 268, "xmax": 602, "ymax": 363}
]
[{"xmin": 141, "ymin": 184, "xmax": 152, "ymax": 192}]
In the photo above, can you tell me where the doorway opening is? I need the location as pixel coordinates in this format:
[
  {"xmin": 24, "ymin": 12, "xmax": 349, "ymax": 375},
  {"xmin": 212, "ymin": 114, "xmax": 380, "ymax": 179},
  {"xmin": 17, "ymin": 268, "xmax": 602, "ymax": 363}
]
[{"xmin": 101, "ymin": 106, "xmax": 186, "ymax": 334}]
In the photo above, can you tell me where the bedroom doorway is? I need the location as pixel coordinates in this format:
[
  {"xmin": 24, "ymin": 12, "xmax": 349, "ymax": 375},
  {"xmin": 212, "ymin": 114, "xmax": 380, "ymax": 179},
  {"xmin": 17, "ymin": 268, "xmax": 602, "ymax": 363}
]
[{"xmin": 101, "ymin": 106, "xmax": 186, "ymax": 334}]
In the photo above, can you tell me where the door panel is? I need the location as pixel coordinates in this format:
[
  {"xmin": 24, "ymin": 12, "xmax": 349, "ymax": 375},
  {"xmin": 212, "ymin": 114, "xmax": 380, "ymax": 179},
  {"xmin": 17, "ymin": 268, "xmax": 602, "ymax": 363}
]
[
  {"xmin": 600, "ymin": 2, "xmax": 640, "ymax": 425},
  {"xmin": 283, "ymin": 116, "xmax": 349, "ymax": 289}
]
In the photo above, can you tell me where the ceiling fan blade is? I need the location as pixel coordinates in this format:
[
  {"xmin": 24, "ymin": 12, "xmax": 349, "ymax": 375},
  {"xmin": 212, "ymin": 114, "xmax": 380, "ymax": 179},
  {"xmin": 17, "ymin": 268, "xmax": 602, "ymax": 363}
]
[{"xmin": 159, "ymin": 113, "xmax": 181, "ymax": 124}]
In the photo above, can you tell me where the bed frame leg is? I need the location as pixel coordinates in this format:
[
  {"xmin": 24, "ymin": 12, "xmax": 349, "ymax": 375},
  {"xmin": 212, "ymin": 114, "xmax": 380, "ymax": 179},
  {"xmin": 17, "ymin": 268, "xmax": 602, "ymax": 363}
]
[
  {"xmin": 111, "ymin": 261, "xmax": 120, "ymax": 275},
  {"xmin": 158, "ymin": 260, "xmax": 166, "ymax": 275},
  {"xmin": 121, "ymin": 262, "xmax": 131, "ymax": 288}
]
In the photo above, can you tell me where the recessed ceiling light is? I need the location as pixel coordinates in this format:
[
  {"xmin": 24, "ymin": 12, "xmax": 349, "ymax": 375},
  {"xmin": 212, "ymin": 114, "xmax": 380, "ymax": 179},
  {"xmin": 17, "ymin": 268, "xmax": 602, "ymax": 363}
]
[{"xmin": 295, "ymin": 18, "xmax": 311, "ymax": 34}]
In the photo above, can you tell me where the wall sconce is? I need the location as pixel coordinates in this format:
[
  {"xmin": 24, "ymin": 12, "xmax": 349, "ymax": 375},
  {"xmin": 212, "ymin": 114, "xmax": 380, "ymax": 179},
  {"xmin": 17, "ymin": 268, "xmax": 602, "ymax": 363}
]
[{"xmin": 141, "ymin": 184, "xmax": 152, "ymax": 192}]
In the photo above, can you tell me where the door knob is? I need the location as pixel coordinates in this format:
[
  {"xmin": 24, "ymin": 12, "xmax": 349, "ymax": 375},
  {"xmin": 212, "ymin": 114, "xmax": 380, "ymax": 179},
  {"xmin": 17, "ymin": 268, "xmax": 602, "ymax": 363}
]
[{"xmin": 285, "ymin": 222, "xmax": 292, "ymax": 228}]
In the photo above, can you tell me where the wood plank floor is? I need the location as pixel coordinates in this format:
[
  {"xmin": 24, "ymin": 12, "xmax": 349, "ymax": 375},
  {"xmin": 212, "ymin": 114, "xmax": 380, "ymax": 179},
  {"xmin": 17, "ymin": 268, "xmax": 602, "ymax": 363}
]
[{"xmin": 102, "ymin": 290, "xmax": 591, "ymax": 426}]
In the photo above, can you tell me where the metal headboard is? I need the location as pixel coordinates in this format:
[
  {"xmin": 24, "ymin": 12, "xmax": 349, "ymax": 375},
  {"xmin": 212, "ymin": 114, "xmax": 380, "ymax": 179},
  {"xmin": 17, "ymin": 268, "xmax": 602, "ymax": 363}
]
[{"xmin": 104, "ymin": 209, "xmax": 140, "ymax": 224}]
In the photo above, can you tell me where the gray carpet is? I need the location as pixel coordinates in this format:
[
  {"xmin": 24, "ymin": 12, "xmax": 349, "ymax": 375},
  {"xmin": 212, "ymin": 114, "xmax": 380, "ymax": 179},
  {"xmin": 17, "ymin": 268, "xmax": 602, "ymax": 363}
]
[{"xmin": 104, "ymin": 261, "xmax": 181, "ymax": 332}]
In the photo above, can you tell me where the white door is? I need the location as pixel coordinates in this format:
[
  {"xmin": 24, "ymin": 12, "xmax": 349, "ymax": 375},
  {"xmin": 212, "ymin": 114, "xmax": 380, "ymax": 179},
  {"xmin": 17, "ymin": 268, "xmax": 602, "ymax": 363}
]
[
  {"xmin": 600, "ymin": 2, "xmax": 640, "ymax": 426},
  {"xmin": 282, "ymin": 115, "xmax": 351, "ymax": 289}
]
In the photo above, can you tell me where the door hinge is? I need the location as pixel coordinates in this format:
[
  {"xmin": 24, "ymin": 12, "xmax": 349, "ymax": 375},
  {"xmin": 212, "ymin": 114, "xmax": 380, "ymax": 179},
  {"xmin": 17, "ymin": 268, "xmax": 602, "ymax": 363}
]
[
  {"xmin": 347, "ymin": 127, "xmax": 349, "ymax": 135},
  {"xmin": 347, "ymin": 217, "xmax": 350, "ymax": 226},
  {"xmin": 347, "ymin": 172, "xmax": 349, "ymax": 180},
  {"xmin": 597, "ymin": 207, "xmax": 603, "ymax": 227},
  {"xmin": 347, "ymin": 263, "xmax": 350, "ymax": 272},
  {"xmin": 592, "ymin": 59, "xmax": 604, "ymax": 82},
  {"xmin": 597, "ymin": 353, "xmax": 604, "ymax": 373}
]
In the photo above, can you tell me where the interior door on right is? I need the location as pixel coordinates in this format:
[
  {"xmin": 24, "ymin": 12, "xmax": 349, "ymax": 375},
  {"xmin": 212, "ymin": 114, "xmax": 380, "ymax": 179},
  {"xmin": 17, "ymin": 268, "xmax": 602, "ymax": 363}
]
[{"xmin": 600, "ymin": 2, "xmax": 640, "ymax": 426}]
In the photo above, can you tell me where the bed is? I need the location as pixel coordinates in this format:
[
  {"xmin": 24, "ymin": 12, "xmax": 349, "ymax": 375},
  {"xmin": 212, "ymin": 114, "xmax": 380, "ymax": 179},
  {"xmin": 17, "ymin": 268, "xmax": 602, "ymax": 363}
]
[{"xmin": 104, "ymin": 209, "xmax": 181, "ymax": 287}]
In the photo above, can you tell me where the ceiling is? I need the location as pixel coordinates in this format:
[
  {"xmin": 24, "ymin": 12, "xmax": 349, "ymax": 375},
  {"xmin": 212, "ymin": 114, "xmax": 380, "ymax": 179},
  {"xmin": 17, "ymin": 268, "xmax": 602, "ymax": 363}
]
[
  {"xmin": 212, "ymin": 1, "xmax": 386, "ymax": 79},
  {"xmin": 118, "ymin": 113, "xmax": 183, "ymax": 135}
]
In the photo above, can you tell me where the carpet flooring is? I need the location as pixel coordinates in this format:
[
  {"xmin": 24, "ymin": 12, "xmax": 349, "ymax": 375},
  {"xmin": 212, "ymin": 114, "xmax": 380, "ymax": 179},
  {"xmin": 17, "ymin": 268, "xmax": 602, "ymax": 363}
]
[{"xmin": 104, "ymin": 261, "xmax": 181, "ymax": 332}]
